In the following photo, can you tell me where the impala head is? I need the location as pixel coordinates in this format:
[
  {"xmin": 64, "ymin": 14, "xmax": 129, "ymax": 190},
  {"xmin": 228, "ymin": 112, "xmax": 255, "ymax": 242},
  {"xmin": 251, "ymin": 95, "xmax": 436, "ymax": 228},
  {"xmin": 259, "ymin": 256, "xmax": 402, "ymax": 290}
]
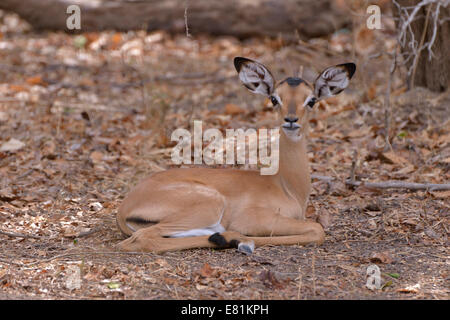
[{"xmin": 234, "ymin": 57, "xmax": 356, "ymax": 142}]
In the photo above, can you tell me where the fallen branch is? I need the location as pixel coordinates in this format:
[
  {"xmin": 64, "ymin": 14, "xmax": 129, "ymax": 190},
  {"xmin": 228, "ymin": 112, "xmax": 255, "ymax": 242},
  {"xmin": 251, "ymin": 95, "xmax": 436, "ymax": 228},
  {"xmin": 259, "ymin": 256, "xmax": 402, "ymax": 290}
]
[
  {"xmin": 0, "ymin": 0, "xmax": 350, "ymax": 39},
  {"xmin": 0, "ymin": 229, "xmax": 42, "ymax": 239},
  {"xmin": 77, "ymin": 228, "xmax": 100, "ymax": 238},
  {"xmin": 311, "ymin": 175, "xmax": 450, "ymax": 191},
  {"xmin": 311, "ymin": 174, "xmax": 335, "ymax": 182},
  {"xmin": 345, "ymin": 179, "xmax": 450, "ymax": 191}
]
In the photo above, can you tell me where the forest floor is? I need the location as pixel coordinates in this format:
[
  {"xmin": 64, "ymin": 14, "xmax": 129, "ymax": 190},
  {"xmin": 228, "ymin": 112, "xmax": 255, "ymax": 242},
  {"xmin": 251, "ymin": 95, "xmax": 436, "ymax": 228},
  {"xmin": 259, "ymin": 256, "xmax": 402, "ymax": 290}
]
[{"xmin": 0, "ymin": 10, "xmax": 448, "ymax": 299}]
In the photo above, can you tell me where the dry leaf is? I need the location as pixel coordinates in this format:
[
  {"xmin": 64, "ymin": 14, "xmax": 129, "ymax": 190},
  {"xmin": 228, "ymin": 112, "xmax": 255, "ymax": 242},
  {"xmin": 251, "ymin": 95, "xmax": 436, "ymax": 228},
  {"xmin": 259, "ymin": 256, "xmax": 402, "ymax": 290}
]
[
  {"xmin": 305, "ymin": 205, "xmax": 316, "ymax": 219},
  {"xmin": 62, "ymin": 227, "xmax": 79, "ymax": 238},
  {"xmin": 199, "ymin": 263, "xmax": 216, "ymax": 278},
  {"xmin": 430, "ymin": 190, "xmax": 450, "ymax": 199},
  {"xmin": 89, "ymin": 151, "xmax": 104, "ymax": 164},
  {"xmin": 9, "ymin": 84, "xmax": 27, "ymax": 92},
  {"xmin": 26, "ymin": 75, "xmax": 46, "ymax": 86},
  {"xmin": 394, "ymin": 164, "xmax": 415, "ymax": 175},
  {"xmin": 0, "ymin": 187, "xmax": 16, "ymax": 201},
  {"xmin": 397, "ymin": 283, "xmax": 420, "ymax": 294},
  {"xmin": 224, "ymin": 103, "xmax": 245, "ymax": 116},
  {"xmin": 89, "ymin": 202, "xmax": 103, "ymax": 211},
  {"xmin": 0, "ymin": 111, "xmax": 8, "ymax": 122},
  {"xmin": 42, "ymin": 140, "xmax": 57, "ymax": 159},
  {"xmin": 195, "ymin": 284, "xmax": 208, "ymax": 290},
  {"xmin": 318, "ymin": 210, "xmax": 331, "ymax": 229},
  {"xmin": 370, "ymin": 252, "xmax": 394, "ymax": 264},
  {"xmin": 402, "ymin": 218, "xmax": 418, "ymax": 226},
  {"xmin": 259, "ymin": 270, "xmax": 285, "ymax": 289},
  {"xmin": 381, "ymin": 151, "xmax": 410, "ymax": 165},
  {"xmin": 154, "ymin": 258, "xmax": 169, "ymax": 268},
  {"xmin": 163, "ymin": 277, "xmax": 176, "ymax": 285},
  {"xmin": 368, "ymin": 220, "xmax": 377, "ymax": 230},
  {"xmin": 424, "ymin": 228, "xmax": 441, "ymax": 240},
  {"xmin": 0, "ymin": 138, "xmax": 25, "ymax": 152}
]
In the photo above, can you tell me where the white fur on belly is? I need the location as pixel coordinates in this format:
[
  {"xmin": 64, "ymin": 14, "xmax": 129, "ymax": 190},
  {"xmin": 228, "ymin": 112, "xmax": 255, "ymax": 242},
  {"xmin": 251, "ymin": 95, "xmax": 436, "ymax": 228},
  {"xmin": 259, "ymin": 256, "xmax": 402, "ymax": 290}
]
[{"xmin": 169, "ymin": 222, "xmax": 225, "ymax": 238}]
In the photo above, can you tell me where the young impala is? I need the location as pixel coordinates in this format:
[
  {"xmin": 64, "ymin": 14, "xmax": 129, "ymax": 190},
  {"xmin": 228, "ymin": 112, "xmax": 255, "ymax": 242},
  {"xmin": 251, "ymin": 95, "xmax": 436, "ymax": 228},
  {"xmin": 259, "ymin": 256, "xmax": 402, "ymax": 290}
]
[{"xmin": 117, "ymin": 57, "xmax": 356, "ymax": 253}]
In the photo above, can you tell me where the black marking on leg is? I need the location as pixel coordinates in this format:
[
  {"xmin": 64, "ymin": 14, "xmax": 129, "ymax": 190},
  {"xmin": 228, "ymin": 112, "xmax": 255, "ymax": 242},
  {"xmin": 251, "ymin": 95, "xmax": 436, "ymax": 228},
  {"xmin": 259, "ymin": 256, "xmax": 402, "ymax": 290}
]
[
  {"xmin": 126, "ymin": 217, "xmax": 158, "ymax": 225},
  {"xmin": 228, "ymin": 239, "xmax": 240, "ymax": 249},
  {"xmin": 208, "ymin": 232, "xmax": 228, "ymax": 248},
  {"xmin": 209, "ymin": 233, "xmax": 243, "ymax": 251}
]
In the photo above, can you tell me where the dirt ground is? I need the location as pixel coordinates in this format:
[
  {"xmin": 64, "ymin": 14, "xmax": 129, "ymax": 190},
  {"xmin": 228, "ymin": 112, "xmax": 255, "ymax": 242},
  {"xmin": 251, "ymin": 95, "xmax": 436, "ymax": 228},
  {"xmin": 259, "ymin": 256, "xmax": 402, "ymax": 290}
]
[{"xmin": 0, "ymin": 10, "xmax": 448, "ymax": 300}]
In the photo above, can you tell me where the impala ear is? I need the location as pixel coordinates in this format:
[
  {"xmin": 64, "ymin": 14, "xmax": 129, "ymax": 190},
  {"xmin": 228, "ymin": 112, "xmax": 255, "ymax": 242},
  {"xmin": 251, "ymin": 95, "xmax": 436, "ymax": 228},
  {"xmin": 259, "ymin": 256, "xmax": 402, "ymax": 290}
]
[
  {"xmin": 234, "ymin": 57, "xmax": 275, "ymax": 97},
  {"xmin": 314, "ymin": 63, "xmax": 356, "ymax": 100}
]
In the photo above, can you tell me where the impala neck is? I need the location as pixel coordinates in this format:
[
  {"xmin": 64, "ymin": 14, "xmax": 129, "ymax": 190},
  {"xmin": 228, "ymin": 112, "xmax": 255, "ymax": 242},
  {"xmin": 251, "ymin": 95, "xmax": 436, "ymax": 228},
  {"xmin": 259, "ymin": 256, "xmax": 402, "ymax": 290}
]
[{"xmin": 275, "ymin": 132, "xmax": 311, "ymax": 211}]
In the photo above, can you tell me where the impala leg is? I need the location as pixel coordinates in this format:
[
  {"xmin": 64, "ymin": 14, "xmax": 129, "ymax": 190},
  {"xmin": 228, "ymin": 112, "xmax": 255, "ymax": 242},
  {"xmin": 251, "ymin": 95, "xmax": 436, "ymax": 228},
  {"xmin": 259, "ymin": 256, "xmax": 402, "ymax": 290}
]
[
  {"xmin": 117, "ymin": 226, "xmax": 248, "ymax": 253},
  {"xmin": 117, "ymin": 226, "xmax": 214, "ymax": 253},
  {"xmin": 248, "ymin": 233, "xmax": 324, "ymax": 248},
  {"xmin": 117, "ymin": 196, "xmax": 249, "ymax": 253},
  {"xmin": 117, "ymin": 188, "xmax": 228, "ymax": 252},
  {"xmin": 229, "ymin": 210, "xmax": 325, "ymax": 246}
]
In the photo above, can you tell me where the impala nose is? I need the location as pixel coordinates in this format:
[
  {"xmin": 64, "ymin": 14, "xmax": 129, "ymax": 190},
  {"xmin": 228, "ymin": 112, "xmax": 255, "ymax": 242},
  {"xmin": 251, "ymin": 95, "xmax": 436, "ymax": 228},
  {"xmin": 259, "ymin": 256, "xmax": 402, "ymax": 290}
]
[
  {"xmin": 284, "ymin": 117, "xmax": 299, "ymax": 124},
  {"xmin": 282, "ymin": 116, "xmax": 301, "ymax": 131}
]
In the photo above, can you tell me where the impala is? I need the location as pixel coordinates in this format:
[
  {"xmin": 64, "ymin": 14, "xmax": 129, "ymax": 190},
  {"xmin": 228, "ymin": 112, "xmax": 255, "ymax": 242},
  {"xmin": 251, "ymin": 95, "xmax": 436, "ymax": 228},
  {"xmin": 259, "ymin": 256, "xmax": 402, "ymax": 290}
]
[{"xmin": 117, "ymin": 57, "xmax": 356, "ymax": 253}]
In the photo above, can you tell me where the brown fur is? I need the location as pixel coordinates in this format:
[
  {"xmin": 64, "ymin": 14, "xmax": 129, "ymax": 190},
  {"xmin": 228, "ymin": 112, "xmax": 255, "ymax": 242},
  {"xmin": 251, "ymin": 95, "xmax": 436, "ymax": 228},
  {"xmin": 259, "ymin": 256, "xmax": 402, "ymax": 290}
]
[{"xmin": 117, "ymin": 78, "xmax": 325, "ymax": 253}]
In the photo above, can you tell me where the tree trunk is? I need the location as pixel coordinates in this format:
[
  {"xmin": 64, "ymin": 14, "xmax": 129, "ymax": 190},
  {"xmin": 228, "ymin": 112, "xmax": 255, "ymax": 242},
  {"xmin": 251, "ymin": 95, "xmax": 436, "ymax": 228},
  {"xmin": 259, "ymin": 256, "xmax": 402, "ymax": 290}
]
[
  {"xmin": 0, "ymin": 0, "xmax": 350, "ymax": 40},
  {"xmin": 392, "ymin": 0, "xmax": 450, "ymax": 92}
]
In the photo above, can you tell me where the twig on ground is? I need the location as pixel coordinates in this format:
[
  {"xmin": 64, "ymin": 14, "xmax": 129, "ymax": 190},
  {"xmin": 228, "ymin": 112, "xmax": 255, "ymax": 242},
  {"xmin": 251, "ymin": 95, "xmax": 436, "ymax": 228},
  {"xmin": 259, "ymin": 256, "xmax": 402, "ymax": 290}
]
[
  {"xmin": 345, "ymin": 179, "xmax": 450, "ymax": 191},
  {"xmin": 0, "ymin": 229, "xmax": 42, "ymax": 240},
  {"xmin": 311, "ymin": 175, "xmax": 450, "ymax": 191},
  {"xmin": 0, "ymin": 258, "xmax": 24, "ymax": 266},
  {"xmin": 310, "ymin": 174, "xmax": 335, "ymax": 182},
  {"xmin": 77, "ymin": 228, "xmax": 101, "ymax": 238}
]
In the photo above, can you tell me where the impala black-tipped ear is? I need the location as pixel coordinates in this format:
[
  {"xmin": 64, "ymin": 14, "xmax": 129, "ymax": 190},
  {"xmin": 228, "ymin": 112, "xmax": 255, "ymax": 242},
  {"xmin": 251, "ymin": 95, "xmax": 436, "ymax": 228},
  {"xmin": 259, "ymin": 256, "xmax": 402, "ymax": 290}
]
[
  {"xmin": 233, "ymin": 57, "xmax": 275, "ymax": 97},
  {"xmin": 314, "ymin": 63, "xmax": 357, "ymax": 100},
  {"xmin": 338, "ymin": 62, "xmax": 356, "ymax": 79},
  {"xmin": 233, "ymin": 57, "xmax": 248, "ymax": 73}
]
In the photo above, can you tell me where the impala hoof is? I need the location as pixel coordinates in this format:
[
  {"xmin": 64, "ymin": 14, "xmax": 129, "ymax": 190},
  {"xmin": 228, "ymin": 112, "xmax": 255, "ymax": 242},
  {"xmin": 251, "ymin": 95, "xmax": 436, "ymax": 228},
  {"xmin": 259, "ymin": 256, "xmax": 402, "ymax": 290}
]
[{"xmin": 237, "ymin": 241, "xmax": 255, "ymax": 255}]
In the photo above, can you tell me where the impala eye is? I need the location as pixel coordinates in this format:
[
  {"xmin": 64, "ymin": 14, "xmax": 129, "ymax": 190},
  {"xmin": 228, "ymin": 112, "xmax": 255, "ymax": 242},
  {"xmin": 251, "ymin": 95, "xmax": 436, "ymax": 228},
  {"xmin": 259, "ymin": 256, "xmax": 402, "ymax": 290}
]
[
  {"xmin": 270, "ymin": 96, "xmax": 279, "ymax": 106},
  {"xmin": 306, "ymin": 96, "xmax": 317, "ymax": 108}
]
